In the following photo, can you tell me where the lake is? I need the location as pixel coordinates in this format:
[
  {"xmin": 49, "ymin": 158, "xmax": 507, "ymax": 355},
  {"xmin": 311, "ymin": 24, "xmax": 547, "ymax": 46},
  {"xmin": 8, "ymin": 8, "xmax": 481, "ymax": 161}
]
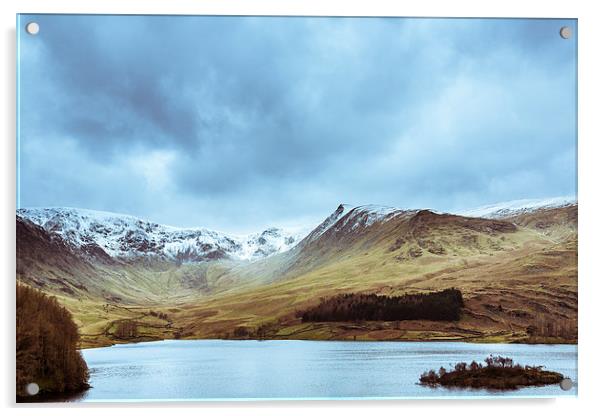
[{"xmin": 77, "ymin": 340, "xmax": 577, "ymax": 401}]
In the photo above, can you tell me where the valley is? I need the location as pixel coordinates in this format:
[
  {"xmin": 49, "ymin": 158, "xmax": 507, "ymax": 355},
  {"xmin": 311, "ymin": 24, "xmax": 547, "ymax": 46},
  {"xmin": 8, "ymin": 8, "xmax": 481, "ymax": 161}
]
[{"xmin": 16, "ymin": 198, "xmax": 578, "ymax": 348}]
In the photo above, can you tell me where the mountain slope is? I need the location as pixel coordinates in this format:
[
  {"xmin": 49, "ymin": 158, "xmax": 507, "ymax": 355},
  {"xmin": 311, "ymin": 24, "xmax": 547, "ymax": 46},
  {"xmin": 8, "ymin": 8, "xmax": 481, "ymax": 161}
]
[
  {"xmin": 276, "ymin": 205, "xmax": 519, "ymax": 281},
  {"xmin": 16, "ymin": 216, "xmax": 249, "ymax": 304},
  {"xmin": 16, "ymin": 216, "xmax": 101, "ymax": 296},
  {"xmin": 172, "ymin": 203, "xmax": 576, "ymax": 343},
  {"xmin": 504, "ymin": 204, "xmax": 577, "ymax": 242},
  {"xmin": 203, "ymin": 204, "xmax": 522, "ymax": 289}
]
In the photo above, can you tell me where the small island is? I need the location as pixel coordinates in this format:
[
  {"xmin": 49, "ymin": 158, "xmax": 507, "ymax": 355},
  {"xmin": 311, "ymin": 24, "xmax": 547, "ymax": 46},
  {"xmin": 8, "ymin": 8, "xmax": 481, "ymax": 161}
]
[{"xmin": 419, "ymin": 355, "xmax": 564, "ymax": 390}]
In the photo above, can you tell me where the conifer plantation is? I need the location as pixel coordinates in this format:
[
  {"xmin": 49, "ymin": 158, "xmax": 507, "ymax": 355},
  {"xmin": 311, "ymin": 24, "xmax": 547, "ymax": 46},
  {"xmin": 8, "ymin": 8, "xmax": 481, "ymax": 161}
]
[
  {"xmin": 16, "ymin": 285, "xmax": 89, "ymax": 399},
  {"xmin": 299, "ymin": 288, "xmax": 464, "ymax": 323}
]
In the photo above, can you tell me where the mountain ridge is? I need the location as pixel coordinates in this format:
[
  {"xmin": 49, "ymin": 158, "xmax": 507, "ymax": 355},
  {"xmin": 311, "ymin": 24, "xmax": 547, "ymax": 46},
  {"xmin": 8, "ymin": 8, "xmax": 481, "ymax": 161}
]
[
  {"xmin": 17, "ymin": 207, "xmax": 304, "ymax": 263},
  {"xmin": 18, "ymin": 196, "xmax": 576, "ymax": 264},
  {"xmin": 17, "ymin": 196, "xmax": 577, "ymax": 267},
  {"xmin": 457, "ymin": 196, "xmax": 576, "ymax": 219}
]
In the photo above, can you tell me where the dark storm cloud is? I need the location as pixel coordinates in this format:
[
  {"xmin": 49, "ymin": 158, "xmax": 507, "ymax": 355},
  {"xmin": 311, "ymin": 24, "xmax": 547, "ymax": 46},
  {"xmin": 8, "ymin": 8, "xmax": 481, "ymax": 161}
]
[{"xmin": 18, "ymin": 16, "xmax": 577, "ymax": 232}]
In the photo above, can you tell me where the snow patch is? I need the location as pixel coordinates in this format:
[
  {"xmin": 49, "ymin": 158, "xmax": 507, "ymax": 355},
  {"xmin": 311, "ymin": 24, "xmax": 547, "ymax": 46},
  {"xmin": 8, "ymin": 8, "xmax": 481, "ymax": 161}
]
[
  {"xmin": 457, "ymin": 196, "xmax": 576, "ymax": 219},
  {"xmin": 353, "ymin": 205, "xmax": 408, "ymax": 227}
]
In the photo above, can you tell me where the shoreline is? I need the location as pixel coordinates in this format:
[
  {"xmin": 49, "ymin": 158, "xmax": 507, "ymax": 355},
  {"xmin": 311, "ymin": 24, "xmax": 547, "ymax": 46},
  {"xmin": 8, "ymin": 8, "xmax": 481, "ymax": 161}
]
[{"xmin": 79, "ymin": 336, "xmax": 578, "ymax": 350}]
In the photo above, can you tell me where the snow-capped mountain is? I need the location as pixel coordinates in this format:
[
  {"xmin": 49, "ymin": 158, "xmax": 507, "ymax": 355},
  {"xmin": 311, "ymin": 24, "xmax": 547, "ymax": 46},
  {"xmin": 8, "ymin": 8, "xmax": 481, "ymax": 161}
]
[
  {"xmin": 16, "ymin": 198, "xmax": 577, "ymax": 264},
  {"xmin": 17, "ymin": 207, "xmax": 305, "ymax": 262},
  {"xmin": 457, "ymin": 196, "xmax": 576, "ymax": 219}
]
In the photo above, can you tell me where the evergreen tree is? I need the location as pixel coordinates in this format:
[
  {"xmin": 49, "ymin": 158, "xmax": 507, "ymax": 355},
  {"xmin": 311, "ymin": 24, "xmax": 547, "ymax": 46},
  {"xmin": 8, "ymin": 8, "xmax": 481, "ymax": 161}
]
[{"xmin": 16, "ymin": 285, "xmax": 89, "ymax": 398}]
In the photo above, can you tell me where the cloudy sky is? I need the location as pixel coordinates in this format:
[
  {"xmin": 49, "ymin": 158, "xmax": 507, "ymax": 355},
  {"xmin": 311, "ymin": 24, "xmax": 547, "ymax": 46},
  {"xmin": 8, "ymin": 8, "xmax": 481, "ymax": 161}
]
[{"xmin": 18, "ymin": 15, "xmax": 577, "ymax": 233}]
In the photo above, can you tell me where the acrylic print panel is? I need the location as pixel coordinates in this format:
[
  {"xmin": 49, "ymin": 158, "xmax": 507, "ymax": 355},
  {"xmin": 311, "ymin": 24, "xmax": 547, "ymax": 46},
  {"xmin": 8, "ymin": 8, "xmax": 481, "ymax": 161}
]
[{"xmin": 16, "ymin": 14, "xmax": 577, "ymax": 402}]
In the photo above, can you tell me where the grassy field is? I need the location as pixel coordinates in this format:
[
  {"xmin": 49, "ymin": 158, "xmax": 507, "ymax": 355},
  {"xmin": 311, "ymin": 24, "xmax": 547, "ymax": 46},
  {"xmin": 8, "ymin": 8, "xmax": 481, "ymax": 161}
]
[
  {"xmin": 62, "ymin": 229, "xmax": 576, "ymax": 348},
  {"xmin": 170, "ymin": 233, "xmax": 575, "ymax": 344}
]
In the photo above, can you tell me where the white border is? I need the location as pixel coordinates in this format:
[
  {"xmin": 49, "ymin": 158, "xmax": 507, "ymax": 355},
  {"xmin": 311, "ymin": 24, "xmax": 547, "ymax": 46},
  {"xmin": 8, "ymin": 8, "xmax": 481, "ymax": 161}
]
[{"xmin": 2, "ymin": 1, "xmax": 601, "ymax": 415}]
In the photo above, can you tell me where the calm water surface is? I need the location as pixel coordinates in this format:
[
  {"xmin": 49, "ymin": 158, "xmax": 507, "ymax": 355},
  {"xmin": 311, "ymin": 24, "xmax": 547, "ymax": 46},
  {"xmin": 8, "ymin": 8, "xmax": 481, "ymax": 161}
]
[{"xmin": 78, "ymin": 340, "xmax": 577, "ymax": 401}]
